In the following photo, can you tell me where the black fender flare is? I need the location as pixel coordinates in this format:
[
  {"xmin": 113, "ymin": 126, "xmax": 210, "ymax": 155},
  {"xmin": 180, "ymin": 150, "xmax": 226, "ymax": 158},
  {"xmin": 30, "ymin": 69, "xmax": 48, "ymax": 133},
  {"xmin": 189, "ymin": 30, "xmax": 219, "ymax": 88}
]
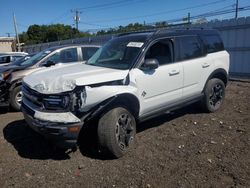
[
  {"xmin": 202, "ymin": 68, "xmax": 229, "ymax": 92},
  {"xmin": 82, "ymin": 93, "xmax": 140, "ymax": 123}
]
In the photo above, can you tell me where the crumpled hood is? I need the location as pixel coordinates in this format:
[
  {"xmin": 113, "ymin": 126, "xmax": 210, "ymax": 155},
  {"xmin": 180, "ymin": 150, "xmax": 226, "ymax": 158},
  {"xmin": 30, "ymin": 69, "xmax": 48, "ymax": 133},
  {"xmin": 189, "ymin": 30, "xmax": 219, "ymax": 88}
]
[{"xmin": 23, "ymin": 63, "xmax": 129, "ymax": 94}]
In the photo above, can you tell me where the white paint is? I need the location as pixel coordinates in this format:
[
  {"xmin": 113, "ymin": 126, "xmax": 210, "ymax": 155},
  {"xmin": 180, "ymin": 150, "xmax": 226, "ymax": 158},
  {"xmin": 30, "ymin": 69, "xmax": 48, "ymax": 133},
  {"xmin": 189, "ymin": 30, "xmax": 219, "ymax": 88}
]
[
  {"xmin": 23, "ymin": 63, "xmax": 129, "ymax": 94},
  {"xmin": 34, "ymin": 111, "xmax": 81, "ymax": 123}
]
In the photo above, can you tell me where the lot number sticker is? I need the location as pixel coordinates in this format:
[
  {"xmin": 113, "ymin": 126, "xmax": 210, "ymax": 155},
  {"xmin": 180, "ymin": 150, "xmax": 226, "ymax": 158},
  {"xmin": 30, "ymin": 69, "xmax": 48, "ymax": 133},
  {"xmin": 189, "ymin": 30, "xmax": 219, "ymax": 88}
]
[{"xmin": 127, "ymin": 42, "xmax": 144, "ymax": 48}]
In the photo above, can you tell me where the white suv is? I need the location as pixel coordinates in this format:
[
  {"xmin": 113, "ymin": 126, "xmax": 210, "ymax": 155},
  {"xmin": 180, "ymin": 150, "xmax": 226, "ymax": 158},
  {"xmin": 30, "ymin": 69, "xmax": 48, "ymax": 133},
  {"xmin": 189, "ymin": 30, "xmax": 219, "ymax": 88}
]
[{"xmin": 21, "ymin": 29, "xmax": 229, "ymax": 158}]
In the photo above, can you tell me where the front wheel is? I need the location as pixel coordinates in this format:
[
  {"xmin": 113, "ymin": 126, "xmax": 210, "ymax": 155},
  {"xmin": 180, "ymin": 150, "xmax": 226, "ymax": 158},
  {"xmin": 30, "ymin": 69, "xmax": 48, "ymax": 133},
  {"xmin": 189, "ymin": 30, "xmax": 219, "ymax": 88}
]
[
  {"xmin": 98, "ymin": 107, "xmax": 136, "ymax": 158},
  {"xmin": 201, "ymin": 78, "xmax": 225, "ymax": 113},
  {"xmin": 10, "ymin": 85, "xmax": 22, "ymax": 111}
]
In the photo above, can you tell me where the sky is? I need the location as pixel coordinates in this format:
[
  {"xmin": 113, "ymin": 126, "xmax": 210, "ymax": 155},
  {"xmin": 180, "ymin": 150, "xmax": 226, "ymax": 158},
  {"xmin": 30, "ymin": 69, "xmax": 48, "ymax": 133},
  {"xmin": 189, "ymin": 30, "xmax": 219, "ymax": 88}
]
[{"xmin": 1, "ymin": 0, "xmax": 250, "ymax": 36}]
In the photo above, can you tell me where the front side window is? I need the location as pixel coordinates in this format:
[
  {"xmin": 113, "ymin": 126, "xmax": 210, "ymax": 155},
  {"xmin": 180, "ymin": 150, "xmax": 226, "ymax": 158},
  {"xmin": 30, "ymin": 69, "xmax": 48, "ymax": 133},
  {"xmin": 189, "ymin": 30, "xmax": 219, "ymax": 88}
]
[
  {"xmin": 87, "ymin": 35, "xmax": 148, "ymax": 70},
  {"xmin": 81, "ymin": 47, "xmax": 99, "ymax": 61},
  {"xmin": 179, "ymin": 36, "xmax": 203, "ymax": 61},
  {"xmin": 144, "ymin": 39, "xmax": 173, "ymax": 66}
]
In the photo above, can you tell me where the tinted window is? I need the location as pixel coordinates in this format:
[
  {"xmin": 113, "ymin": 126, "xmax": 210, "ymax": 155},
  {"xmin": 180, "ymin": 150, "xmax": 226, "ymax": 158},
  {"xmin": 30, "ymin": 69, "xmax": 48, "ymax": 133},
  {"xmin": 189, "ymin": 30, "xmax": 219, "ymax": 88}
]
[
  {"xmin": 145, "ymin": 40, "xmax": 173, "ymax": 66},
  {"xmin": 180, "ymin": 36, "xmax": 203, "ymax": 60},
  {"xmin": 202, "ymin": 35, "xmax": 224, "ymax": 53},
  {"xmin": 46, "ymin": 48, "xmax": 78, "ymax": 63},
  {"xmin": 82, "ymin": 47, "xmax": 99, "ymax": 61},
  {"xmin": 0, "ymin": 56, "xmax": 10, "ymax": 64}
]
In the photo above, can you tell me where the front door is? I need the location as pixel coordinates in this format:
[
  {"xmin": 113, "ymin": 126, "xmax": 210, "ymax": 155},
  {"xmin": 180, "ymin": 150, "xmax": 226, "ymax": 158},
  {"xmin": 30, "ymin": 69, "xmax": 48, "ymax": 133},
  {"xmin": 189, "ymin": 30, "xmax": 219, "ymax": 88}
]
[{"xmin": 131, "ymin": 38, "xmax": 183, "ymax": 116}]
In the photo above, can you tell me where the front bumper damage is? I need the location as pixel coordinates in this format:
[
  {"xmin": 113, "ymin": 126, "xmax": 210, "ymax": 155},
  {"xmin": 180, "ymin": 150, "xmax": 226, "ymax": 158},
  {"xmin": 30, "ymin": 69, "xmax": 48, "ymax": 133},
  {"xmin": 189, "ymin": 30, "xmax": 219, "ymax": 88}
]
[{"xmin": 22, "ymin": 98, "xmax": 83, "ymax": 149}]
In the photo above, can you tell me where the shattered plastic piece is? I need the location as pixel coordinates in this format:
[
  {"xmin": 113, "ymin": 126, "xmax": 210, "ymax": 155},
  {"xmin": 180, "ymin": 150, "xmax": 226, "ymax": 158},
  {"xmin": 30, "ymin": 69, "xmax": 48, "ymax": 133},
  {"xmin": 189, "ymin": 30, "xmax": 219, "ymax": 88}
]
[
  {"xmin": 34, "ymin": 111, "xmax": 81, "ymax": 123},
  {"xmin": 210, "ymin": 140, "xmax": 217, "ymax": 144}
]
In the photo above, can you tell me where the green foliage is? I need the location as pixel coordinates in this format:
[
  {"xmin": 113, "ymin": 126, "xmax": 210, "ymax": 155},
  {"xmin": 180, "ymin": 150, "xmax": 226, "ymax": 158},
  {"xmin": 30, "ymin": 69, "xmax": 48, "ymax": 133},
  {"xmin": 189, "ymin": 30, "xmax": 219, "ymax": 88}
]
[
  {"xmin": 19, "ymin": 21, "xmax": 169, "ymax": 45},
  {"xmin": 19, "ymin": 24, "xmax": 90, "ymax": 45},
  {"xmin": 96, "ymin": 21, "xmax": 168, "ymax": 35}
]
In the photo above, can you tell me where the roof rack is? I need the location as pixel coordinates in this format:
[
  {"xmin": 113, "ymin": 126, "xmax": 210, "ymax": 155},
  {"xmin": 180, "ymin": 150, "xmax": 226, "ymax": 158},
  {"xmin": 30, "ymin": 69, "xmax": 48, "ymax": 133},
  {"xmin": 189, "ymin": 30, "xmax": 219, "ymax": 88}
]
[{"xmin": 116, "ymin": 29, "xmax": 156, "ymax": 37}]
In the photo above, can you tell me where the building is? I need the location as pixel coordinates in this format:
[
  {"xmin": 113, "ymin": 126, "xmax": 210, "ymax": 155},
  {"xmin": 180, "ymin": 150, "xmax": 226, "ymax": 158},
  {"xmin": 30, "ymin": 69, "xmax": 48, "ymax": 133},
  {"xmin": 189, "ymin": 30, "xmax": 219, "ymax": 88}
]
[{"xmin": 0, "ymin": 37, "xmax": 16, "ymax": 52}]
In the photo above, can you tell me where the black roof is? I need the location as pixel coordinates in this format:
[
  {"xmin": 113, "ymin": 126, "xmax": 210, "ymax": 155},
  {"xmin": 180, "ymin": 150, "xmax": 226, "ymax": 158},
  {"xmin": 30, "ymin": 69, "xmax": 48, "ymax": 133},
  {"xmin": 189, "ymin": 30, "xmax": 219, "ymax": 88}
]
[{"xmin": 117, "ymin": 28, "xmax": 219, "ymax": 40}]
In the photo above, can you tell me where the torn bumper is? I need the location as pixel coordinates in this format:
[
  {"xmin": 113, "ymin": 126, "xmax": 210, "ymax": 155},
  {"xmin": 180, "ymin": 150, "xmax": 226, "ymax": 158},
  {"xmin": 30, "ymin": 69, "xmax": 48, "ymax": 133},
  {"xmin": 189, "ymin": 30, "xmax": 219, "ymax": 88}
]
[
  {"xmin": 22, "ymin": 100, "xmax": 83, "ymax": 149},
  {"xmin": 0, "ymin": 81, "xmax": 9, "ymax": 107}
]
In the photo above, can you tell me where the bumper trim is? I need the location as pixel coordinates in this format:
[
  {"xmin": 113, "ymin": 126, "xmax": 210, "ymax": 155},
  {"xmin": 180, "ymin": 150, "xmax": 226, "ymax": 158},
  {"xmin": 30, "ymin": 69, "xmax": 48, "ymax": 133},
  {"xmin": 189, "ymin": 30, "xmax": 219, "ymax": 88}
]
[{"xmin": 22, "ymin": 98, "xmax": 81, "ymax": 123}]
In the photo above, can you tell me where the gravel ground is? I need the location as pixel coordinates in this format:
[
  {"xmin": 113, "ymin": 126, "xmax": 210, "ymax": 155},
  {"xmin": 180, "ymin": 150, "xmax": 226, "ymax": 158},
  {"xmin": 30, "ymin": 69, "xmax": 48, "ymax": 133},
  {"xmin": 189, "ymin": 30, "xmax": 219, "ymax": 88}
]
[{"xmin": 0, "ymin": 80, "xmax": 249, "ymax": 188}]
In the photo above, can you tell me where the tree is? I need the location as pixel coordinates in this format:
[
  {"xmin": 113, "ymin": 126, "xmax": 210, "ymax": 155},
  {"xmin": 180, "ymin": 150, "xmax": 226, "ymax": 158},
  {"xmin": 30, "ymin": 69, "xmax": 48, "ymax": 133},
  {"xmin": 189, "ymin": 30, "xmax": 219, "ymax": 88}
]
[{"xmin": 19, "ymin": 24, "xmax": 90, "ymax": 45}]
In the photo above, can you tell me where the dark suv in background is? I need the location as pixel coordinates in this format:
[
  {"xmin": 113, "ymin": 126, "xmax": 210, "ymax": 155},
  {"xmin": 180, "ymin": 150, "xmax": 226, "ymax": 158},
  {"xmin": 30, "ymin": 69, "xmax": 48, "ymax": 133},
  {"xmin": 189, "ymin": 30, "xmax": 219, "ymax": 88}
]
[{"xmin": 0, "ymin": 44, "xmax": 100, "ymax": 110}]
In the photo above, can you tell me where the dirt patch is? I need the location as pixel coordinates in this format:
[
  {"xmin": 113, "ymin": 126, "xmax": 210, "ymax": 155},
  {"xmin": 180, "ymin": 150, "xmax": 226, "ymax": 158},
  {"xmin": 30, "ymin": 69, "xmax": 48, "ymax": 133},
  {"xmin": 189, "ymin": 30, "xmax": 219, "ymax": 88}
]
[{"xmin": 0, "ymin": 81, "xmax": 249, "ymax": 188}]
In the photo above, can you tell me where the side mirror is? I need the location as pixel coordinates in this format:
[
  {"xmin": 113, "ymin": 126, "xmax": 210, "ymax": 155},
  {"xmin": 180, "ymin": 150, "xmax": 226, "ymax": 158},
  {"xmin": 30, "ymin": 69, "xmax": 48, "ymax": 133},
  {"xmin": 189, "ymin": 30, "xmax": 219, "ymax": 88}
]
[
  {"xmin": 44, "ymin": 60, "xmax": 55, "ymax": 67},
  {"xmin": 143, "ymin": 58, "xmax": 159, "ymax": 70}
]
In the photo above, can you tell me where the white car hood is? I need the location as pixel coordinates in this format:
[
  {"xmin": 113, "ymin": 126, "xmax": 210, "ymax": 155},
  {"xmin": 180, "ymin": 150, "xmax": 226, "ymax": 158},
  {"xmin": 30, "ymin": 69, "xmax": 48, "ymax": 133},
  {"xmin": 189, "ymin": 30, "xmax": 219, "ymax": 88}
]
[{"xmin": 23, "ymin": 63, "xmax": 129, "ymax": 94}]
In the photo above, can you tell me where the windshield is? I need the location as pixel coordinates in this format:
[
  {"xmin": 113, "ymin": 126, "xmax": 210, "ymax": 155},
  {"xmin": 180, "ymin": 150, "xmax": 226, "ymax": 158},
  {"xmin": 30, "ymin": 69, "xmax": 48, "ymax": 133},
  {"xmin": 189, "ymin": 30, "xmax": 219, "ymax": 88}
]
[
  {"xmin": 87, "ymin": 35, "xmax": 147, "ymax": 70},
  {"xmin": 12, "ymin": 55, "xmax": 33, "ymax": 66},
  {"xmin": 19, "ymin": 50, "xmax": 53, "ymax": 66}
]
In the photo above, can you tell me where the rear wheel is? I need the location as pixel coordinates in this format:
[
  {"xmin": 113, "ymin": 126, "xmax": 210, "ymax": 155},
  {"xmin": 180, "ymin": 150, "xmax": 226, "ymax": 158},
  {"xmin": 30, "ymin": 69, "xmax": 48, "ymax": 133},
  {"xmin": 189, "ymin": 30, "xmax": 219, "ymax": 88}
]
[
  {"xmin": 98, "ymin": 107, "xmax": 136, "ymax": 158},
  {"xmin": 201, "ymin": 78, "xmax": 225, "ymax": 112},
  {"xmin": 10, "ymin": 85, "xmax": 22, "ymax": 111}
]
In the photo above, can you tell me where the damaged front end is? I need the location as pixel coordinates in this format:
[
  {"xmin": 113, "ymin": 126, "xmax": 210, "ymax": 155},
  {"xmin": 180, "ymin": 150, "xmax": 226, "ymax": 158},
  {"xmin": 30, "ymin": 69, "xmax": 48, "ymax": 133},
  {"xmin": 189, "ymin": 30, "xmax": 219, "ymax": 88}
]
[{"xmin": 21, "ymin": 80, "xmax": 126, "ymax": 149}]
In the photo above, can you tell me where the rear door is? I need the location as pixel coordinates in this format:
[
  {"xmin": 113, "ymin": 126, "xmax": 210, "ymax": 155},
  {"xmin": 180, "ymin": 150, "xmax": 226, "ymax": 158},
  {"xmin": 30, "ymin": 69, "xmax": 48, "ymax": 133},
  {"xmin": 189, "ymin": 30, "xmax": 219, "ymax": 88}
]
[{"xmin": 177, "ymin": 36, "xmax": 207, "ymax": 98}]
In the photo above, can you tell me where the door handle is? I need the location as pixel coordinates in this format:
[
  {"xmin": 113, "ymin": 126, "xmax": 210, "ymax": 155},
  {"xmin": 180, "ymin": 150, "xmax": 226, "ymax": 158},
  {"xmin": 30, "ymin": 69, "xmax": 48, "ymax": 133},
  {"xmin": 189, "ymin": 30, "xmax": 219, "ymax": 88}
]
[
  {"xmin": 169, "ymin": 70, "xmax": 180, "ymax": 76},
  {"xmin": 202, "ymin": 63, "xmax": 210, "ymax": 68}
]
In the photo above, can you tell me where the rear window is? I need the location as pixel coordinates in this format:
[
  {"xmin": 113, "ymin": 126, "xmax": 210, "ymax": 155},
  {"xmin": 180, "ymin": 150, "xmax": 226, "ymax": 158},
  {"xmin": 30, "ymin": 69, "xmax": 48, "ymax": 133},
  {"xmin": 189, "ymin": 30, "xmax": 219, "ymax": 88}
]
[
  {"xmin": 179, "ymin": 36, "xmax": 203, "ymax": 61},
  {"xmin": 202, "ymin": 35, "xmax": 224, "ymax": 53}
]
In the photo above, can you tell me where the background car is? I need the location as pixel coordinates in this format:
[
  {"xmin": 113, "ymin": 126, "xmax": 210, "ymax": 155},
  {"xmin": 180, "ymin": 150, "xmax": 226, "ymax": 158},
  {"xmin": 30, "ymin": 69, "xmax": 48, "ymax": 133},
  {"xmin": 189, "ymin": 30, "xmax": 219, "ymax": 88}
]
[
  {"xmin": 0, "ymin": 44, "xmax": 100, "ymax": 111},
  {"xmin": 0, "ymin": 53, "xmax": 27, "ymax": 66}
]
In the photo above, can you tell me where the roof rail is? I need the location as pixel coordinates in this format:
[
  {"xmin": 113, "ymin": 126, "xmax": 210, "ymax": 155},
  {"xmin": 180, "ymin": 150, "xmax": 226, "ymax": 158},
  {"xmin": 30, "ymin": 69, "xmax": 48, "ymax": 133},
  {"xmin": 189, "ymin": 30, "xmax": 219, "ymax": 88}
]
[{"xmin": 116, "ymin": 29, "xmax": 157, "ymax": 37}]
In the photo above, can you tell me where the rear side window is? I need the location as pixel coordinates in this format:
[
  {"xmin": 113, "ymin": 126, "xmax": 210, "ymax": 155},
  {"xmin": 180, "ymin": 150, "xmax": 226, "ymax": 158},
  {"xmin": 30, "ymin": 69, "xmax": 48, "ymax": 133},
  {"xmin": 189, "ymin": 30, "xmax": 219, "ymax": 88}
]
[
  {"xmin": 179, "ymin": 36, "xmax": 203, "ymax": 61},
  {"xmin": 46, "ymin": 48, "xmax": 78, "ymax": 64},
  {"xmin": 82, "ymin": 47, "xmax": 99, "ymax": 61},
  {"xmin": 202, "ymin": 35, "xmax": 224, "ymax": 53}
]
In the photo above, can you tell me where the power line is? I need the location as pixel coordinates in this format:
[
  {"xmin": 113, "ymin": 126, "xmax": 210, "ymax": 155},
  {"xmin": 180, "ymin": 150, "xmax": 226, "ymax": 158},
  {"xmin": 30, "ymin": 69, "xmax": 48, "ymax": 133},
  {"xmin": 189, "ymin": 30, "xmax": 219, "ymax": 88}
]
[
  {"xmin": 86, "ymin": 0, "xmax": 232, "ymax": 23},
  {"xmin": 83, "ymin": 5, "xmax": 250, "ymax": 32},
  {"xmin": 77, "ymin": 0, "xmax": 133, "ymax": 10},
  {"xmin": 78, "ymin": 0, "xmax": 145, "ymax": 13}
]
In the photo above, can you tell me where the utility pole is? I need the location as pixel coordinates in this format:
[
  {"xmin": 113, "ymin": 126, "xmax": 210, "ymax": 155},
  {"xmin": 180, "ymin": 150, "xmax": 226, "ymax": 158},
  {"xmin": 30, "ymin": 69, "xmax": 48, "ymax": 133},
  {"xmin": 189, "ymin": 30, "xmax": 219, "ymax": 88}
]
[
  {"xmin": 71, "ymin": 9, "xmax": 81, "ymax": 30},
  {"xmin": 188, "ymin": 12, "xmax": 191, "ymax": 24},
  {"xmin": 13, "ymin": 13, "xmax": 21, "ymax": 52},
  {"xmin": 235, "ymin": 0, "xmax": 239, "ymax": 19}
]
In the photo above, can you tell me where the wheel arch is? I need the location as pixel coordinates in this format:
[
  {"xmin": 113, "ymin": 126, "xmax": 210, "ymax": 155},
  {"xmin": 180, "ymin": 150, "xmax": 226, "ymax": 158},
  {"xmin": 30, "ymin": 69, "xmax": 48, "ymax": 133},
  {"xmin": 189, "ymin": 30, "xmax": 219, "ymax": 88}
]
[
  {"xmin": 203, "ymin": 68, "xmax": 228, "ymax": 92},
  {"xmin": 9, "ymin": 79, "xmax": 22, "ymax": 91}
]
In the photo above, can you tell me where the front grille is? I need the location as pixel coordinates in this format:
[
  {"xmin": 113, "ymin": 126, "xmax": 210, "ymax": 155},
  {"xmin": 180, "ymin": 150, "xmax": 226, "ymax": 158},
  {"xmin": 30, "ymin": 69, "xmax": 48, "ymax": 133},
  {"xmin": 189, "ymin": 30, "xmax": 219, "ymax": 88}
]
[{"xmin": 22, "ymin": 83, "xmax": 69, "ymax": 112}]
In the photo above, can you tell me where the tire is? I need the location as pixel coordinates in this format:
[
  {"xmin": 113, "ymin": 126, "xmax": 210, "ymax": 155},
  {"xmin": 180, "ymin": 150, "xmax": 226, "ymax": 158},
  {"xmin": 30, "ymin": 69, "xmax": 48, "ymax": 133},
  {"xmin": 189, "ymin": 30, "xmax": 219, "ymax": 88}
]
[
  {"xmin": 201, "ymin": 78, "xmax": 225, "ymax": 113},
  {"xmin": 10, "ymin": 85, "xmax": 22, "ymax": 111},
  {"xmin": 98, "ymin": 107, "xmax": 136, "ymax": 158}
]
